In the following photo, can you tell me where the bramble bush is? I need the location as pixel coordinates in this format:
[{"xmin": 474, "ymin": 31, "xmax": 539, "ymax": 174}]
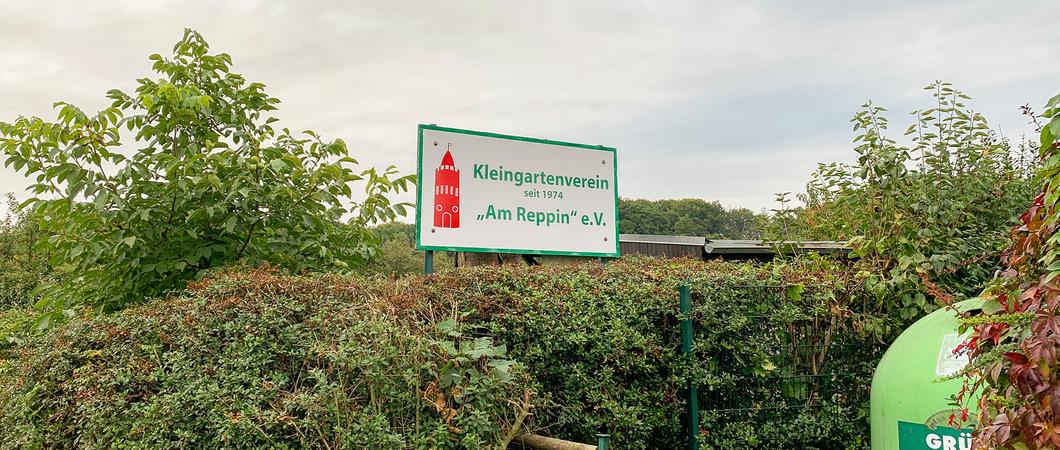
[{"xmin": 0, "ymin": 257, "xmax": 883, "ymax": 449}]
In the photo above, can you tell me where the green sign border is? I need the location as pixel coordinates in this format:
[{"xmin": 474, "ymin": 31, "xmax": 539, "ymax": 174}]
[{"xmin": 415, "ymin": 124, "xmax": 620, "ymax": 257}]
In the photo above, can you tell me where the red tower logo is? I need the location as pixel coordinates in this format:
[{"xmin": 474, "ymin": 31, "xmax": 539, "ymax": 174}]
[{"xmin": 433, "ymin": 147, "xmax": 460, "ymax": 228}]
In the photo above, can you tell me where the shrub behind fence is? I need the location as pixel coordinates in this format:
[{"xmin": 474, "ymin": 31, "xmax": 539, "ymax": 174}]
[{"xmin": 690, "ymin": 285, "xmax": 884, "ymax": 449}]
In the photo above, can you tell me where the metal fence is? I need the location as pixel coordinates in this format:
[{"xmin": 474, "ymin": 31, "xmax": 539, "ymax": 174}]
[{"xmin": 679, "ymin": 284, "xmax": 884, "ymax": 450}]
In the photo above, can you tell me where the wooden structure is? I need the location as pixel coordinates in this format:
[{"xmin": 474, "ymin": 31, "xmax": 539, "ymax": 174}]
[
  {"xmin": 517, "ymin": 434, "xmax": 598, "ymax": 450},
  {"xmin": 619, "ymin": 234, "xmax": 706, "ymax": 259}
]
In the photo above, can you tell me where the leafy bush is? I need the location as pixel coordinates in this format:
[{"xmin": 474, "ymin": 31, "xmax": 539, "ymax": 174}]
[
  {"xmin": 772, "ymin": 82, "xmax": 1037, "ymax": 327},
  {"xmin": 0, "ymin": 29, "xmax": 414, "ymax": 327},
  {"xmin": 0, "ymin": 257, "xmax": 882, "ymax": 449}
]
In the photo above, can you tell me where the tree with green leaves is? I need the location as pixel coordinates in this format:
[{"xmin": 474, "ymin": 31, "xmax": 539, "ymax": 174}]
[
  {"xmin": 0, "ymin": 193, "xmax": 56, "ymax": 309},
  {"xmin": 775, "ymin": 82, "xmax": 1037, "ymax": 326},
  {"xmin": 360, "ymin": 222, "xmax": 452, "ymax": 277},
  {"xmin": 0, "ymin": 29, "xmax": 414, "ymax": 328}
]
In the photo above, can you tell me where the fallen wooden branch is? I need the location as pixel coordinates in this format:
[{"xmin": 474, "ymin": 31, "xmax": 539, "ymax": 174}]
[
  {"xmin": 496, "ymin": 390, "xmax": 533, "ymax": 450},
  {"xmin": 516, "ymin": 434, "xmax": 596, "ymax": 450}
]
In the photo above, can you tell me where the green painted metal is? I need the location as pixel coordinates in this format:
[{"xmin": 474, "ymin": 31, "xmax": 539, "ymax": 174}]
[
  {"xmin": 414, "ymin": 124, "xmax": 621, "ymax": 258},
  {"xmin": 679, "ymin": 285, "xmax": 700, "ymax": 450},
  {"xmin": 424, "ymin": 249, "xmax": 434, "ymax": 275},
  {"xmin": 870, "ymin": 299, "xmax": 981, "ymax": 450},
  {"xmin": 596, "ymin": 433, "xmax": 610, "ymax": 450},
  {"xmin": 896, "ymin": 421, "xmax": 972, "ymax": 450}
]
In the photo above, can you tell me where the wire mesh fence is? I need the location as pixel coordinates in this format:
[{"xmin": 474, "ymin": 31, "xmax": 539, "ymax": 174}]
[{"xmin": 687, "ymin": 284, "xmax": 885, "ymax": 446}]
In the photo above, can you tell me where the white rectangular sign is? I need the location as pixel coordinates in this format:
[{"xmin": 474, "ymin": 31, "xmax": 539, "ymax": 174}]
[{"xmin": 416, "ymin": 125, "xmax": 619, "ymax": 257}]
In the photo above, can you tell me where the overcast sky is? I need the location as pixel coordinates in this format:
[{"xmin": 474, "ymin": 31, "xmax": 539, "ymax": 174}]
[{"xmin": 1, "ymin": 1, "xmax": 1058, "ymax": 213}]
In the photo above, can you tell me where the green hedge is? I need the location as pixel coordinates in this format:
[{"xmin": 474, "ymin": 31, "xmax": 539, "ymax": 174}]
[
  {"xmin": 0, "ymin": 271, "xmax": 524, "ymax": 449},
  {"xmin": 0, "ymin": 257, "xmax": 885, "ymax": 449}
]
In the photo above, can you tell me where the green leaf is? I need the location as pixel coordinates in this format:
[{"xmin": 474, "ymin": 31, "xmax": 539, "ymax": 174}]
[
  {"xmin": 224, "ymin": 216, "xmax": 238, "ymax": 233},
  {"xmin": 1041, "ymin": 123, "xmax": 1055, "ymax": 153},
  {"xmin": 436, "ymin": 318, "xmax": 459, "ymax": 336},
  {"xmin": 1047, "ymin": 93, "xmax": 1060, "ymax": 108},
  {"xmin": 980, "ymin": 298, "xmax": 1004, "ymax": 314},
  {"xmin": 1049, "ymin": 117, "xmax": 1060, "ymax": 142}
]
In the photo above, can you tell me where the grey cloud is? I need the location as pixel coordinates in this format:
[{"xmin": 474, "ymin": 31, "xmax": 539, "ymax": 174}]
[{"xmin": 1, "ymin": 0, "xmax": 1057, "ymax": 215}]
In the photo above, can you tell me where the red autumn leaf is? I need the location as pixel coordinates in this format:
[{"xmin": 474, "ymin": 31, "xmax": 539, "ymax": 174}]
[{"xmin": 1003, "ymin": 352, "xmax": 1029, "ymax": 365}]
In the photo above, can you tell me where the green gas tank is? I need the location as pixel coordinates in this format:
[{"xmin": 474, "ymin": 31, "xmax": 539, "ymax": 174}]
[{"xmin": 870, "ymin": 299, "xmax": 981, "ymax": 450}]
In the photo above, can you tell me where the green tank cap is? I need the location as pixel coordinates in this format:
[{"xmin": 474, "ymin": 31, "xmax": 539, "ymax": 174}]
[{"xmin": 870, "ymin": 299, "xmax": 981, "ymax": 450}]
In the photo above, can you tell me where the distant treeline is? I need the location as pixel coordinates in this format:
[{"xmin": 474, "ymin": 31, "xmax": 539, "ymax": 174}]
[{"xmin": 618, "ymin": 198, "xmax": 761, "ymax": 239}]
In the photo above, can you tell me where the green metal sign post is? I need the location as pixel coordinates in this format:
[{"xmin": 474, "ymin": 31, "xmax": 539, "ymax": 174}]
[
  {"xmin": 679, "ymin": 285, "xmax": 700, "ymax": 450},
  {"xmin": 596, "ymin": 433, "xmax": 610, "ymax": 450}
]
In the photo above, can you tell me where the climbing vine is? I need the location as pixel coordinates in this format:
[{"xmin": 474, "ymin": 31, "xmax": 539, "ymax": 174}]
[{"xmin": 958, "ymin": 92, "xmax": 1060, "ymax": 448}]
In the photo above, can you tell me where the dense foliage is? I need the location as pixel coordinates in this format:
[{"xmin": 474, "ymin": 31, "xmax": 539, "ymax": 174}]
[
  {"xmin": 0, "ymin": 30, "xmax": 414, "ymax": 327},
  {"xmin": 958, "ymin": 92, "xmax": 1060, "ymax": 448},
  {"xmin": 618, "ymin": 198, "xmax": 761, "ymax": 239},
  {"xmin": 361, "ymin": 222, "xmax": 452, "ymax": 277},
  {"xmin": 0, "ymin": 268, "xmax": 523, "ymax": 449},
  {"xmin": 773, "ymin": 82, "xmax": 1037, "ymax": 329},
  {"xmin": 0, "ymin": 194, "xmax": 55, "ymax": 310},
  {"xmin": 0, "ymin": 257, "xmax": 883, "ymax": 449}
]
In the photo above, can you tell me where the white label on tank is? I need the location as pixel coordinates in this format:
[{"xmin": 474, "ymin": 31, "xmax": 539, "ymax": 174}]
[{"xmin": 936, "ymin": 333, "xmax": 969, "ymax": 377}]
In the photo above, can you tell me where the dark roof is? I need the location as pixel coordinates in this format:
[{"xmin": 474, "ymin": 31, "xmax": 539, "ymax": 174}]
[
  {"xmin": 704, "ymin": 240, "xmax": 849, "ymax": 255},
  {"xmin": 618, "ymin": 234, "xmax": 849, "ymax": 258}
]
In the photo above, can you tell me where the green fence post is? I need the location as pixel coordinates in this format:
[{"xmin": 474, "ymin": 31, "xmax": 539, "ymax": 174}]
[
  {"xmin": 597, "ymin": 433, "xmax": 610, "ymax": 450},
  {"xmin": 680, "ymin": 285, "xmax": 700, "ymax": 450},
  {"xmin": 424, "ymin": 250, "xmax": 434, "ymax": 275}
]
